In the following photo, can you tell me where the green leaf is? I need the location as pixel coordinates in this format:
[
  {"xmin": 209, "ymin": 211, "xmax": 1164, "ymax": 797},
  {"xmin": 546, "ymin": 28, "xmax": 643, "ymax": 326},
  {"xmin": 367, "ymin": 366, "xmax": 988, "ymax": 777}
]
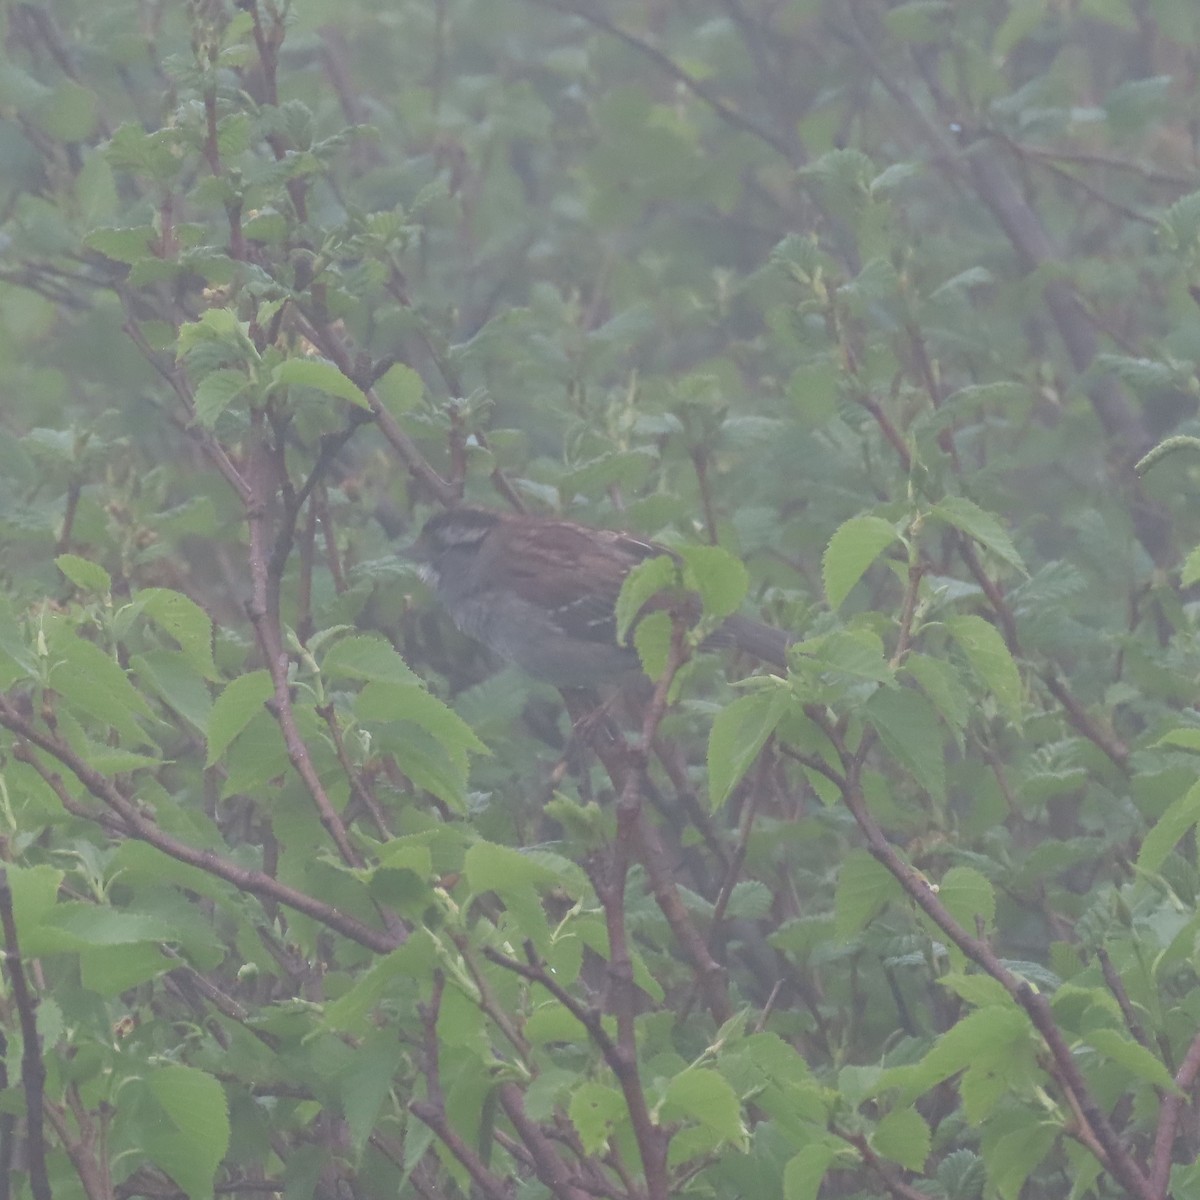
[
  {"xmin": 1156, "ymin": 728, "xmax": 1200, "ymax": 752},
  {"xmin": 783, "ymin": 1144, "xmax": 839, "ymax": 1200},
  {"xmin": 34, "ymin": 80, "xmax": 98, "ymax": 140},
  {"xmin": 131, "ymin": 651, "xmax": 213, "ymax": 732},
  {"xmin": 896, "ymin": 1007, "xmax": 1030, "ymax": 1101},
  {"xmin": 835, "ymin": 849, "xmax": 903, "ymax": 938},
  {"xmin": 938, "ymin": 866, "xmax": 996, "ymax": 935},
  {"xmin": 678, "ymin": 544, "xmax": 749, "ymax": 621},
  {"xmin": 323, "ymin": 634, "xmax": 419, "ymax": 686},
  {"xmin": 23, "ymin": 904, "xmax": 178, "ymax": 955},
  {"xmin": 1083, "ymin": 1029, "xmax": 1180, "ymax": 1093},
  {"xmin": 463, "ymin": 842, "xmax": 574, "ymax": 951},
  {"xmin": 614, "ymin": 554, "xmax": 676, "ymax": 645},
  {"xmin": 463, "ymin": 842, "xmax": 567, "ymax": 894},
  {"xmin": 904, "ymin": 653, "xmax": 971, "ymax": 734},
  {"xmin": 272, "ymin": 358, "xmax": 370, "ymax": 409},
  {"xmin": 192, "ymin": 368, "xmax": 252, "ymax": 427},
  {"xmin": 144, "ymin": 1066, "xmax": 230, "ymax": 1200},
  {"xmin": 864, "ymin": 686, "xmax": 946, "ymax": 801},
  {"xmin": 1184, "ymin": 546, "xmax": 1200, "ymax": 588},
  {"xmin": 661, "ymin": 1068, "xmax": 748, "ymax": 1148},
  {"xmin": 355, "ymin": 681, "xmax": 488, "ymax": 756},
  {"xmin": 139, "ymin": 589, "xmax": 219, "ymax": 680},
  {"xmin": 871, "ymin": 1107, "xmax": 930, "ymax": 1170},
  {"xmin": 1137, "ymin": 779, "xmax": 1200, "ymax": 874},
  {"xmin": 49, "ymin": 633, "xmax": 154, "ymax": 744},
  {"xmin": 84, "ymin": 225, "xmax": 155, "ymax": 264},
  {"xmin": 945, "ymin": 614, "xmax": 1023, "ymax": 723},
  {"xmin": 177, "ymin": 307, "xmax": 249, "ymax": 354},
  {"xmin": 632, "ymin": 609, "xmax": 673, "ymax": 679},
  {"xmin": 206, "ymin": 670, "xmax": 274, "ymax": 766},
  {"xmin": 707, "ymin": 688, "xmax": 788, "ymax": 809},
  {"xmin": 6, "ymin": 864, "xmax": 65, "ymax": 933},
  {"xmin": 930, "ymin": 496, "xmax": 1026, "ymax": 574},
  {"xmin": 809, "ymin": 627, "xmax": 892, "ymax": 682},
  {"xmin": 375, "ymin": 362, "xmax": 424, "ymax": 417},
  {"xmin": 56, "ymin": 554, "xmax": 111, "ymax": 593},
  {"xmin": 337, "ymin": 1033, "xmax": 406, "ymax": 1151},
  {"xmin": 569, "ymin": 1082, "xmax": 626, "ymax": 1155},
  {"xmin": 81, "ymin": 942, "xmax": 170, "ymax": 995},
  {"xmin": 986, "ymin": 1123, "xmax": 1057, "ymax": 1200},
  {"xmin": 939, "ymin": 973, "xmax": 1015, "ymax": 1010},
  {"xmin": 823, "ymin": 515, "xmax": 899, "ymax": 610},
  {"xmin": 322, "ymin": 937, "xmax": 434, "ymax": 1032}
]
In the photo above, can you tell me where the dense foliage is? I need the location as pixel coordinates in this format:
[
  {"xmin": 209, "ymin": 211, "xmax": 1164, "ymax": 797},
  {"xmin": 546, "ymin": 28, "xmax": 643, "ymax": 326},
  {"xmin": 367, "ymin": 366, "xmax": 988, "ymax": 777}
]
[{"xmin": 3, "ymin": 1, "xmax": 1200, "ymax": 1198}]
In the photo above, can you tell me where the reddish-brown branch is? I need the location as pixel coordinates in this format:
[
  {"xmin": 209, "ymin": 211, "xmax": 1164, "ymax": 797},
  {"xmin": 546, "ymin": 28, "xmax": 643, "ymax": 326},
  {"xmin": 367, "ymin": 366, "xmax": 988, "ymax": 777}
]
[
  {"xmin": 410, "ymin": 973, "xmax": 513, "ymax": 1200},
  {"xmin": 242, "ymin": 424, "xmax": 364, "ymax": 870},
  {"xmin": 485, "ymin": 943, "xmax": 656, "ymax": 1173},
  {"xmin": 0, "ymin": 705, "xmax": 400, "ymax": 954},
  {"xmin": 0, "ymin": 870, "xmax": 51, "ymax": 1200},
  {"xmin": 1149, "ymin": 1030, "xmax": 1200, "ymax": 1198},
  {"xmin": 1041, "ymin": 670, "xmax": 1129, "ymax": 769},
  {"xmin": 839, "ymin": 765, "xmax": 1151, "ymax": 1200},
  {"xmin": 289, "ymin": 309, "xmax": 459, "ymax": 507}
]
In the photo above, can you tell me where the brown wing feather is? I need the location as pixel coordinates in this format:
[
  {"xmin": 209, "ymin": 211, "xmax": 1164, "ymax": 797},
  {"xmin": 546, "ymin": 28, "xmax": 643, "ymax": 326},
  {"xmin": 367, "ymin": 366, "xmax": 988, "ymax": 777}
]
[{"xmin": 497, "ymin": 515, "xmax": 666, "ymax": 644}]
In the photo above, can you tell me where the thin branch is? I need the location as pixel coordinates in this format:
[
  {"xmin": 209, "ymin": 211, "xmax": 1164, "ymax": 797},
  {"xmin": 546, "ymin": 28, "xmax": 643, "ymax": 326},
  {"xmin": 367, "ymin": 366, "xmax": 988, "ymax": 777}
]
[
  {"xmin": 522, "ymin": 0, "xmax": 801, "ymax": 162},
  {"xmin": 839, "ymin": 764, "xmax": 1152, "ymax": 1200},
  {"xmin": 1149, "ymin": 1029, "xmax": 1200, "ymax": 1199},
  {"xmin": 0, "ymin": 704, "xmax": 400, "ymax": 954},
  {"xmin": 410, "ymin": 973, "xmax": 513, "ymax": 1200},
  {"xmin": 0, "ymin": 870, "xmax": 51, "ymax": 1200}
]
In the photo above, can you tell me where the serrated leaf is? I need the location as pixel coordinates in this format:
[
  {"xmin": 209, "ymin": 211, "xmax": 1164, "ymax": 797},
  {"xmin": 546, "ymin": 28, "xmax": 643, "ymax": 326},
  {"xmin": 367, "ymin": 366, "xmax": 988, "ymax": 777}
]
[
  {"xmin": 1083, "ymin": 1029, "xmax": 1179, "ymax": 1093},
  {"xmin": 338, "ymin": 1034, "xmax": 406, "ymax": 1151},
  {"xmin": 678, "ymin": 544, "xmax": 748, "ymax": 621},
  {"xmin": 49, "ymin": 634, "xmax": 154, "ymax": 744},
  {"xmin": 614, "ymin": 554, "xmax": 676, "ymax": 646},
  {"xmin": 945, "ymin": 614, "xmax": 1023, "ymax": 723},
  {"xmin": 139, "ymin": 589, "xmax": 219, "ymax": 680},
  {"xmin": 322, "ymin": 937, "xmax": 434, "ymax": 1032},
  {"xmin": 835, "ymin": 849, "xmax": 903, "ymax": 938},
  {"xmin": 939, "ymin": 973, "xmax": 1014, "ymax": 1010},
  {"xmin": 708, "ymin": 689, "xmax": 788, "ymax": 809},
  {"xmin": 893, "ymin": 1007, "xmax": 1029, "ymax": 1102},
  {"xmin": 375, "ymin": 362, "xmax": 424, "ymax": 417},
  {"xmin": 206, "ymin": 670, "xmax": 273, "ymax": 766},
  {"xmin": 823, "ymin": 516, "xmax": 899, "ymax": 610},
  {"xmin": 144, "ymin": 1066, "xmax": 230, "ymax": 1200},
  {"xmin": 463, "ymin": 841, "xmax": 567, "ymax": 894},
  {"xmin": 464, "ymin": 842, "xmax": 575, "ymax": 951},
  {"xmin": 938, "ymin": 866, "xmax": 996, "ymax": 934},
  {"xmin": 871, "ymin": 1107, "xmax": 930, "ymax": 1170},
  {"xmin": 322, "ymin": 634, "xmax": 418, "ymax": 686},
  {"xmin": 1137, "ymin": 779, "xmax": 1200, "ymax": 874},
  {"xmin": 569, "ymin": 1082, "xmax": 626, "ymax": 1155},
  {"xmin": 131, "ymin": 650, "xmax": 212, "ymax": 732},
  {"xmin": 272, "ymin": 358, "xmax": 369, "ymax": 408},
  {"xmin": 987, "ymin": 1123, "xmax": 1056, "ymax": 1200},
  {"xmin": 84, "ymin": 225, "xmax": 156, "ymax": 264},
  {"xmin": 1182, "ymin": 545, "xmax": 1200, "ymax": 588},
  {"xmin": 662, "ymin": 1068, "xmax": 748, "ymax": 1147},
  {"xmin": 931, "ymin": 497, "xmax": 1026, "ymax": 574},
  {"xmin": 904, "ymin": 653, "xmax": 971, "ymax": 733},
  {"xmin": 56, "ymin": 554, "xmax": 111, "ymax": 593},
  {"xmin": 192, "ymin": 368, "xmax": 251, "ymax": 427},
  {"xmin": 864, "ymin": 686, "xmax": 946, "ymax": 801},
  {"xmin": 1156, "ymin": 728, "xmax": 1200, "ymax": 752},
  {"xmin": 783, "ymin": 1144, "xmax": 839, "ymax": 1200},
  {"xmin": 355, "ymin": 681, "xmax": 488, "ymax": 756}
]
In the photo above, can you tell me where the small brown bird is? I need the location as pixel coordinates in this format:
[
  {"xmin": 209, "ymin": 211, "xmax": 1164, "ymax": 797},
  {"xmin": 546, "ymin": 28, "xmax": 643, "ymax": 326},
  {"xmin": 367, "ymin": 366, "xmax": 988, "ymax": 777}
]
[{"xmin": 410, "ymin": 507, "xmax": 791, "ymax": 686}]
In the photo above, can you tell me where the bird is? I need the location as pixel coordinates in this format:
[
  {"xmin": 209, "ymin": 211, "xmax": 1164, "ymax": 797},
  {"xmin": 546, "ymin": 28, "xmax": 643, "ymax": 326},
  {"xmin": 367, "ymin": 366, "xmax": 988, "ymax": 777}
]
[{"xmin": 408, "ymin": 506, "xmax": 791, "ymax": 686}]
